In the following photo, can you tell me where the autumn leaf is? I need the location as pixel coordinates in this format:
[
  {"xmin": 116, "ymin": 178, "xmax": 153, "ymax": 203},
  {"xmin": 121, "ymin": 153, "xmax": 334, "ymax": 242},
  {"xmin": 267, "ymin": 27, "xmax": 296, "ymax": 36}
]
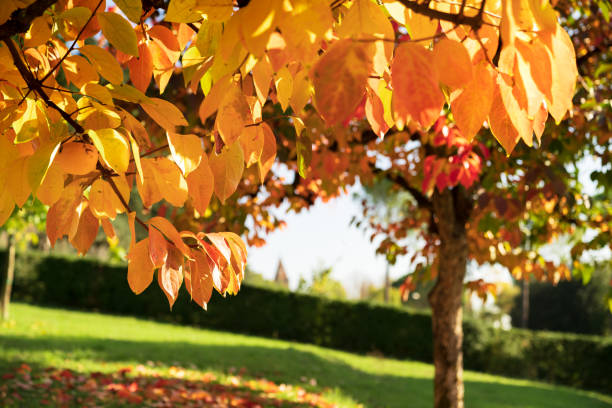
[
  {"xmin": 391, "ymin": 42, "xmax": 444, "ymax": 129},
  {"xmin": 209, "ymin": 142, "xmax": 244, "ymax": 203},
  {"xmin": 312, "ymin": 39, "xmax": 373, "ymax": 125},
  {"xmin": 128, "ymin": 238, "xmax": 155, "ymax": 295},
  {"xmin": 98, "ymin": 12, "xmax": 139, "ymax": 57}
]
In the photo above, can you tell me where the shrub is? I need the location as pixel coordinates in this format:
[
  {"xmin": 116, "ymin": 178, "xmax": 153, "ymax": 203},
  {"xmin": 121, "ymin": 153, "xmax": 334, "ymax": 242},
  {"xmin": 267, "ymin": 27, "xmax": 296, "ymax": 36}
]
[{"xmin": 5, "ymin": 250, "xmax": 611, "ymax": 393}]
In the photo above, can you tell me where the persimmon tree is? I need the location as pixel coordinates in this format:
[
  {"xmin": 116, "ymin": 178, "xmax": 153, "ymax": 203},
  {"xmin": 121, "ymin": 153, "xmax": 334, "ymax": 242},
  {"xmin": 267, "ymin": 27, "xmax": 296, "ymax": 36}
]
[{"xmin": 0, "ymin": 0, "xmax": 589, "ymax": 407}]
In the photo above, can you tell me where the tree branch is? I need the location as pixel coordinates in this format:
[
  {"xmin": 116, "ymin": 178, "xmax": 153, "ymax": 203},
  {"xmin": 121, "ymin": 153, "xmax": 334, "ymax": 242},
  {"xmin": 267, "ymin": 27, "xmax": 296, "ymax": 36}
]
[
  {"xmin": 374, "ymin": 168, "xmax": 433, "ymax": 211},
  {"xmin": 396, "ymin": 0, "xmax": 486, "ymax": 30},
  {"xmin": 3, "ymin": 38, "xmax": 85, "ymax": 134},
  {"xmin": 0, "ymin": 0, "xmax": 58, "ymax": 39}
]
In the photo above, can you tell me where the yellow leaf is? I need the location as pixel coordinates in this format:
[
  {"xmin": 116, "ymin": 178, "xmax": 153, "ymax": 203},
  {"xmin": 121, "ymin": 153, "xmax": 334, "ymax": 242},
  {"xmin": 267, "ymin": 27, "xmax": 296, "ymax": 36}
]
[
  {"xmin": 79, "ymin": 45, "xmax": 124, "ymax": 84},
  {"xmin": 127, "ymin": 238, "xmax": 155, "ymax": 295},
  {"xmin": 186, "ymin": 153, "xmax": 215, "ymax": 215},
  {"xmin": 89, "ymin": 178, "xmax": 128, "ymax": 219},
  {"xmin": 195, "ymin": 0, "xmax": 233, "ymax": 21},
  {"xmin": 451, "ymin": 63, "xmax": 495, "ymax": 141},
  {"xmin": 209, "ymin": 142, "xmax": 244, "ymax": 203},
  {"xmin": 81, "ymin": 82, "xmax": 114, "ymax": 106},
  {"xmin": 27, "ymin": 140, "xmax": 61, "ymax": 194},
  {"xmin": 196, "ymin": 19, "xmax": 222, "ymax": 57},
  {"xmin": 312, "ymin": 39, "xmax": 372, "ymax": 125},
  {"xmin": 199, "ymin": 74, "xmax": 232, "ymax": 122},
  {"xmin": 0, "ymin": 188, "xmax": 15, "ymax": 227},
  {"xmin": 337, "ymin": 0, "xmax": 394, "ymax": 75},
  {"xmin": 6, "ymin": 157, "xmax": 30, "ymax": 207},
  {"xmin": 289, "ymin": 69, "xmax": 311, "ymax": 114},
  {"xmin": 274, "ymin": 66, "xmax": 293, "ymax": 112},
  {"xmin": 391, "ymin": 43, "xmax": 444, "ymax": 128},
  {"xmin": 216, "ymin": 83, "xmax": 252, "ymax": 146},
  {"xmin": 98, "ymin": 12, "xmax": 139, "ymax": 57},
  {"xmin": 252, "ymin": 56, "xmax": 273, "ymax": 105},
  {"xmin": 114, "ymin": 0, "xmax": 143, "ymax": 23},
  {"xmin": 142, "ymin": 157, "xmax": 189, "ymax": 207},
  {"xmin": 62, "ymin": 55, "xmax": 99, "ymax": 89},
  {"xmin": 237, "ymin": 0, "xmax": 280, "ymax": 56},
  {"xmin": 88, "ymin": 128, "xmax": 130, "ymax": 174},
  {"xmin": 24, "ymin": 16, "xmax": 52, "ymax": 48},
  {"xmin": 141, "ymin": 98, "xmax": 188, "ymax": 132},
  {"xmin": 166, "ymin": 0, "xmax": 202, "ymax": 23},
  {"xmin": 128, "ymin": 134, "xmax": 144, "ymax": 184},
  {"xmin": 167, "ymin": 132, "xmax": 203, "ymax": 176},
  {"xmin": 433, "ymin": 39, "xmax": 473, "ymax": 89},
  {"xmin": 36, "ymin": 162, "xmax": 64, "ymax": 206},
  {"xmin": 405, "ymin": 9, "xmax": 438, "ymax": 45}
]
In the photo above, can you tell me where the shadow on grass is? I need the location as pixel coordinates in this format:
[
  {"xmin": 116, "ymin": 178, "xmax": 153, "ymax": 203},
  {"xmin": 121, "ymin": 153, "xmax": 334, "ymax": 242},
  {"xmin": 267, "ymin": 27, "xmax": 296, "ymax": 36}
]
[{"xmin": 0, "ymin": 335, "xmax": 610, "ymax": 408}]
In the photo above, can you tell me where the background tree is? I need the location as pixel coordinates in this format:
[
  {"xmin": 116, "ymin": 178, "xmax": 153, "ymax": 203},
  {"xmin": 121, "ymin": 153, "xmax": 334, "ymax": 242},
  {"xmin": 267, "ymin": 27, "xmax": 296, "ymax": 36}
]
[
  {"xmin": 0, "ymin": 1, "xmax": 591, "ymax": 408},
  {"xmin": 0, "ymin": 199, "xmax": 46, "ymax": 320},
  {"xmin": 297, "ymin": 265, "xmax": 347, "ymax": 300}
]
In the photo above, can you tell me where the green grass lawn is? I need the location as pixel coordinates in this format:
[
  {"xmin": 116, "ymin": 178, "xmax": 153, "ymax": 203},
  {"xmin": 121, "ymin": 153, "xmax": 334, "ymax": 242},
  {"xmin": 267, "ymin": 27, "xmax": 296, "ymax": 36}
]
[{"xmin": 0, "ymin": 303, "xmax": 610, "ymax": 408}]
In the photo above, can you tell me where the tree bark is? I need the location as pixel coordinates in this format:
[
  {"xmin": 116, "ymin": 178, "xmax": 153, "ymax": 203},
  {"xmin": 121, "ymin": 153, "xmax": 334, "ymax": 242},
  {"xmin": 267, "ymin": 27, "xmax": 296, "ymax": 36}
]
[
  {"xmin": 429, "ymin": 189, "xmax": 469, "ymax": 408},
  {"xmin": 1, "ymin": 234, "xmax": 16, "ymax": 321},
  {"xmin": 521, "ymin": 278, "xmax": 530, "ymax": 328}
]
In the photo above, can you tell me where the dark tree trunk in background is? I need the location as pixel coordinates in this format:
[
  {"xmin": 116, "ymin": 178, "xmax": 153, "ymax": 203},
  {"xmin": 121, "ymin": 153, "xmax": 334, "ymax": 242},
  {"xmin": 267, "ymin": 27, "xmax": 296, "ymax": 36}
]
[
  {"xmin": 1, "ymin": 234, "xmax": 16, "ymax": 320},
  {"xmin": 521, "ymin": 278, "xmax": 530, "ymax": 328},
  {"xmin": 429, "ymin": 189, "xmax": 470, "ymax": 408}
]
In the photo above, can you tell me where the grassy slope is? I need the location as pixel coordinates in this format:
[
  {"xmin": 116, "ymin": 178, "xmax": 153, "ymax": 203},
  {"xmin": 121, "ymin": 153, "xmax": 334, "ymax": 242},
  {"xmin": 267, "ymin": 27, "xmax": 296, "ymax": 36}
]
[{"xmin": 0, "ymin": 303, "xmax": 610, "ymax": 408}]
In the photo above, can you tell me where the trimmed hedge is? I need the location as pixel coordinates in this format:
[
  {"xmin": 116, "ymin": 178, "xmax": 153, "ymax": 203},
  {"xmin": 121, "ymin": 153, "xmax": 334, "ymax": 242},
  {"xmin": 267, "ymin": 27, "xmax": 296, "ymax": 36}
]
[{"xmin": 5, "ymin": 250, "xmax": 612, "ymax": 393}]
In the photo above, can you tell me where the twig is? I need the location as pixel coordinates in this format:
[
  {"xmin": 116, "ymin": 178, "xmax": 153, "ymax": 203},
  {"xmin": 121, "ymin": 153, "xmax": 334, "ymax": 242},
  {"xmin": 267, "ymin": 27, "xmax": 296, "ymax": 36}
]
[{"xmin": 4, "ymin": 38, "xmax": 85, "ymax": 133}]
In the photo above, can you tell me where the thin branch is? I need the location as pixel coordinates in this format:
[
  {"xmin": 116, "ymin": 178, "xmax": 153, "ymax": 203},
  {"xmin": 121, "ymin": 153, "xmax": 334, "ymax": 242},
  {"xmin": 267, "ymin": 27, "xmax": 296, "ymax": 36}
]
[
  {"xmin": 38, "ymin": 0, "xmax": 104, "ymax": 84},
  {"xmin": 395, "ymin": 0, "xmax": 486, "ymax": 30},
  {"xmin": 4, "ymin": 38, "xmax": 85, "ymax": 133},
  {"xmin": 0, "ymin": 0, "xmax": 58, "ymax": 39}
]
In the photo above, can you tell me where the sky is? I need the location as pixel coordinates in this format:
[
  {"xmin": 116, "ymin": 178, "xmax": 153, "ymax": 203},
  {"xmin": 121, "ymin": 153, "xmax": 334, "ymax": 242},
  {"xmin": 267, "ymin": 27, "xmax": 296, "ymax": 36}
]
[
  {"xmin": 246, "ymin": 185, "xmax": 414, "ymax": 298},
  {"xmin": 246, "ymin": 156, "xmax": 607, "ymax": 299}
]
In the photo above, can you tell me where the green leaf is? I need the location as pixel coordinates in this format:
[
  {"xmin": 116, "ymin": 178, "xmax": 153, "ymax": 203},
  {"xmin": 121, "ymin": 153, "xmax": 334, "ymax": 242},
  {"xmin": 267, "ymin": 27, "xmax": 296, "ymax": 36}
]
[
  {"xmin": 98, "ymin": 12, "xmax": 139, "ymax": 57},
  {"xmin": 114, "ymin": 0, "xmax": 143, "ymax": 23},
  {"xmin": 296, "ymin": 133, "xmax": 311, "ymax": 178}
]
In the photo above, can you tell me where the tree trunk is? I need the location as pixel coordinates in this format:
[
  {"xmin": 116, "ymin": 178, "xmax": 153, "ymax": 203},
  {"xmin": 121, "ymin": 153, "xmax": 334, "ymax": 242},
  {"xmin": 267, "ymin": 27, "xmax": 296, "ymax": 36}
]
[
  {"xmin": 521, "ymin": 278, "xmax": 530, "ymax": 328},
  {"xmin": 1, "ymin": 234, "xmax": 16, "ymax": 321},
  {"xmin": 429, "ymin": 189, "xmax": 469, "ymax": 408}
]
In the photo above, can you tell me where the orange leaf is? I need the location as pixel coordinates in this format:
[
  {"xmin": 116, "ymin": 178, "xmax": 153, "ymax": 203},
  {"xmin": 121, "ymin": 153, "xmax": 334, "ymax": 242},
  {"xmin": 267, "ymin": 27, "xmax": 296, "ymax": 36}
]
[
  {"xmin": 185, "ymin": 250, "xmax": 214, "ymax": 309},
  {"xmin": 391, "ymin": 43, "xmax": 444, "ymax": 128},
  {"xmin": 149, "ymin": 216, "xmax": 191, "ymax": 256},
  {"xmin": 158, "ymin": 246, "xmax": 183, "ymax": 308},
  {"xmin": 451, "ymin": 62, "xmax": 495, "ymax": 141},
  {"xmin": 127, "ymin": 238, "xmax": 155, "ymax": 295},
  {"xmin": 257, "ymin": 123, "xmax": 276, "ymax": 182},
  {"xmin": 186, "ymin": 154, "xmax": 215, "ymax": 215},
  {"xmin": 216, "ymin": 82, "xmax": 252, "ymax": 146},
  {"xmin": 55, "ymin": 142, "xmax": 98, "ymax": 176},
  {"xmin": 70, "ymin": 204, "xmax": 99, "ymax": 255},
  {"xmin": 239, "ymin": 125, "xmax": 264, "ymax": 168},
  {"xmin": 148, "ymin": 25, "xmax": 181, "ymax": 65},
  {"xmin": 141, "ymin": 98, "xmax": 188, "ymax": 132},
  {"xmin": 541, "ymin": 26, "xmax": 577, "ymax": 123},
  {"xmin": 209, "ymin": 142, "xmax": 244, "ymax": 203},
  {"xmin": 433, "ymin": 39, "xmax": 473, "ymax": 89},
  {"xmin": 128, "ymin": 43, "xmax": 153, "ymax": 92},
  {"xmin": 46, "ymin": 182, "xmax": 83, "ymax": 247},
  {"xmin": 312, "ymin": 39, "xmax": 372, "ymax": 125},
  {"xmin": 149, "ymin": 225, "xmax": 168, "ymax": 268}
]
